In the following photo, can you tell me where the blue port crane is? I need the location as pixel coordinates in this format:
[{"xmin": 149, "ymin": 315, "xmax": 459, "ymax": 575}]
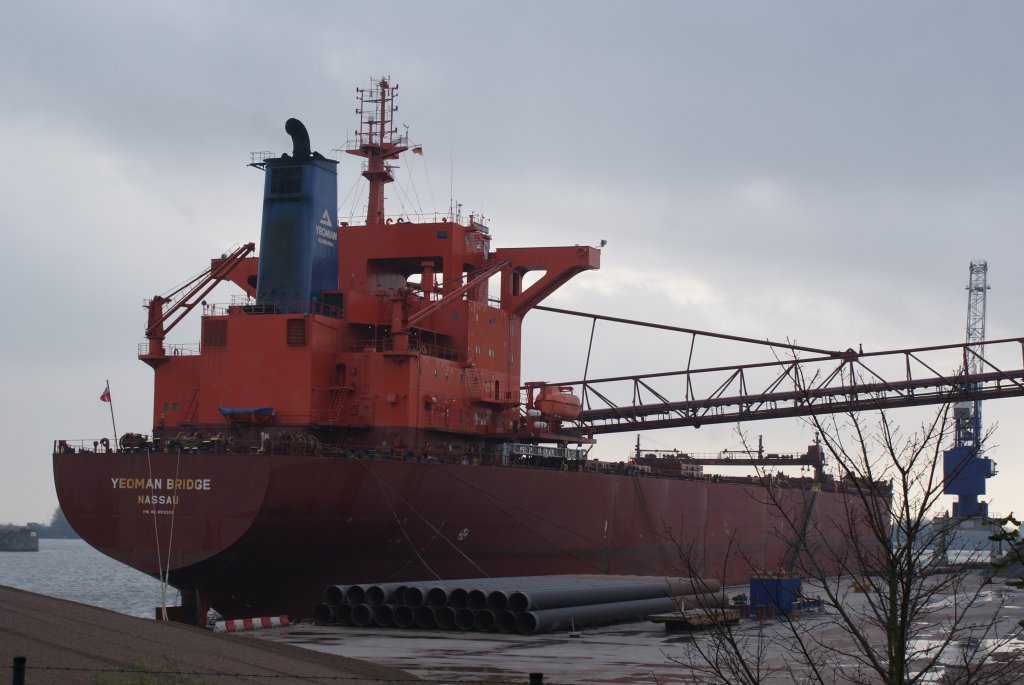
[{"xmin": 943, "ymin": 259, "xmax": 997, "ymax": 518}]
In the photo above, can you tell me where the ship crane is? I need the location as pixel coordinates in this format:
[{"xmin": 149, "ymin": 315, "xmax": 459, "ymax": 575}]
[
  {"xmin": 525, "ymin": 305, "xmax": 1024, "ymax": 437},
  {"xmin": 141, "ymin": 242, "xmax": 256, "ymax": 361}
]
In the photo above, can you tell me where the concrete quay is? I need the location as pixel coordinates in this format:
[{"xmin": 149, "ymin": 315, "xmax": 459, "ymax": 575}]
[{"xmin": 0, "ymin": 585, "xmax": 419, "ymax": 684}]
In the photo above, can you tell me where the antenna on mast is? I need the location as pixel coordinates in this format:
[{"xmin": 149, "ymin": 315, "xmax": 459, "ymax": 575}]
[{"xmin": 346, "ymin": 77, "xmax": 408, "ymax": 225}]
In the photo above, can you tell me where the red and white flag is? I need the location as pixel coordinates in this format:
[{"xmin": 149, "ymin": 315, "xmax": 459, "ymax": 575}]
[{"xmin": 100, "ymin": 382, "xmax": 111, "ymax": 403}]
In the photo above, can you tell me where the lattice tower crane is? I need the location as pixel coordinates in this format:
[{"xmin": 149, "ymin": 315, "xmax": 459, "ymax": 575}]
[
  {"xmin": 956, "ymin": 259, "xmax": 989, "ymax": 449},
  {"xmin": 944, "ymin": 259, "xmax": 996, "ymax": 519}
]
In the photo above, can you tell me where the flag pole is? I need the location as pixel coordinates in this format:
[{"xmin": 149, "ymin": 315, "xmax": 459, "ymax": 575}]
[{"xmin": 106, "ymin": 379, "xmax": 119, "ymax": 449}]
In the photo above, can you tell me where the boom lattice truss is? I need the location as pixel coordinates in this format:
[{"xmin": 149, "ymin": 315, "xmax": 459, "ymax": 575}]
[{"xmin": 531, "ymin": 307, "xmax": 1024, "ymax": 436}]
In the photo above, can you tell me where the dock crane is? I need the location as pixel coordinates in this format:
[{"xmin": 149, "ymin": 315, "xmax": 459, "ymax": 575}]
[{"xmin": 944, "ymin": 259, "xmax": 997, "ymax": 519}]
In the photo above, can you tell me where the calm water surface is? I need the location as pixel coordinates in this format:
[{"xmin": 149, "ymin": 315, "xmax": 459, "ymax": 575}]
[{"xmin": 0, "ymin": 538, "xmax": 167, "ymax": 618}]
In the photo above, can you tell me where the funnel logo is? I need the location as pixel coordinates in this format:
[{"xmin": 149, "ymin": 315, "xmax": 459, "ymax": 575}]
[{"xmin": 315, "ymin": 209, "xmax": 337, "ymax": 247}]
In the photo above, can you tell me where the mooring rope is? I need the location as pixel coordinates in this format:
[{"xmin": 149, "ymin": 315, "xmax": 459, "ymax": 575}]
[
  {"xmin": 163, "ymin": 448, "xmax": 183, "ymax": 616},
  {"xmin": 145, "ymin": 448, "xmax": 169, "ymax": 620},
  {"xmin": 355, "ymin": 459, "xmax": 490, "ymax": 578}
]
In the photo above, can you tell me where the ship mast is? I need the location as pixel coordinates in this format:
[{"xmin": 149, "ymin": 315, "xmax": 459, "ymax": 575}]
[{"xmin": 346, "ymin": 78, "xmax": 407, "ymax": 225}]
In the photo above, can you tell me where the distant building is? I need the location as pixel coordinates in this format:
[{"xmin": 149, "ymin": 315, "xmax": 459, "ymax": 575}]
[{"xmin": 0, "ymin": 526, "xmax": 39, "ymax": 552}]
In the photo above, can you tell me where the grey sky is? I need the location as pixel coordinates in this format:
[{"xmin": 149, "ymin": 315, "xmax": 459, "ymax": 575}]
[{"xmin": 2, "ymin": 1, "xmax": 1022, "ymax": 524}]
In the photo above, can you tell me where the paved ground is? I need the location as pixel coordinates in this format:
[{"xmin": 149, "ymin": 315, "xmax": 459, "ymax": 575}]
[
  {"xmin": 262, "ymin": 576, "xmax": 1024, "ymax": 685},
  {"xmin": 6, "ymin": 576, "xmax": 1024, "ymax": 684},
  {"xmin": 0, "ymin": 585, "xmax": 420, "ymax": 684},
  {"xmin": 270, "ymin": 620, "xmax": 701, "ymax": 684}
]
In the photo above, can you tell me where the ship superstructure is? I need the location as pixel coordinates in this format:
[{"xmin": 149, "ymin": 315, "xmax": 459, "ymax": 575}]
[{"xmin": 141, "ymin": 79, "xmax": 597, "ymax": 461}]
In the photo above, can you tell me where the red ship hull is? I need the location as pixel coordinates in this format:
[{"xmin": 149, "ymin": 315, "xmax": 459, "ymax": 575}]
[{"xmin": 54, "ymin": 449, "xmax": 872, "ymax": 620}]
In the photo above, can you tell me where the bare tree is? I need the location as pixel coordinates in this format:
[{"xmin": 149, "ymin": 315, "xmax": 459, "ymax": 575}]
[{"xmin": 668, "ymin": 397, "xmax": 1024, "ymax": 684}]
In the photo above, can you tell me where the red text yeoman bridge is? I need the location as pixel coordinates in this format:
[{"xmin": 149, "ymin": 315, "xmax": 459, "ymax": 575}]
[{"xmin": 531, "ymin": 307, "xmax": 1024, "ymax": 436}]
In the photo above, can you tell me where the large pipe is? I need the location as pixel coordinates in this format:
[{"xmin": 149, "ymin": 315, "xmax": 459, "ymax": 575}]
[
  {"xmin": 313, "ymin": 603, "xmax": 334, "ymax": 625},
  {"xmin": 474, "ymin": 609, "xmax": 496, "ymax": 632},
  {"xmin": 414, "ymin": 606, "xmax": 436, "ymax": 629},
  {"xmin": 448, "ymin": 587, "xmax": 468, "ymax": 609},
  {"xmin": 324, "ymin": 584, "xmax": 348, "ymax": 607},
  {"xmin": 678, "ymin": 591, "xmax": 728, "ymax": 610},
  {"xmin": 455, "ymin": 608, "xmax": 476, "ymax": 631},
  {"xmin": 435, "ymin": 606, "xmax": 457, "ymax": 630},
  {"xmin": 351, "ymin": 603, "xmax": 374, "ymax": 627},
  {"xmin": 487, "ymin": 590, "xmax": 510, "ymax": 612},
  {"xmin": 467, "ymin": 589, "xmax": 488, "ymax": 611},
  {"xmin": 426, "ymin": 586, "xmax": 449, "ymax": 608},
  {"xmin": 346, "ymin": 584, "xmax": 368, "ymax": 605},
  {"xmin": 496, "ymin": 610, "xmax": 518, "ymax": 633},
  {"xmin": 335, "ymin": 603, "xmax": 353, "ymax": 626},
  {"xmin": 373, "ymin": 604, "xmax": 396, "ymax": 628},
  {"xmin": 515, "ymin": 597, "xmax": 678, "ymax": 635},
  {"xmin": 508, "ymin": 578, "xmax": 720, "ymax": 613},
  {"xmin": 402, "ymin": 585, "xmax": 428, "ymax": 607},
  {"xmin": 367, "ymin": 583, "xmax": 406, "ymax": 606},
  {"xmin": 394, "ymin": 605, "xmax": 415, "ymax": 628}
]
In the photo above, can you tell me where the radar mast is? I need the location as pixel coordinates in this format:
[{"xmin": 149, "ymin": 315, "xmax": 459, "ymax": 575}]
[{"xmin": 346, "ymin": 77, "xmax": 408, "ymax": 225}]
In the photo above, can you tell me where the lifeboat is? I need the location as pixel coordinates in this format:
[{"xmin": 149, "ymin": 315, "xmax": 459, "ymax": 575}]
[{"xmin": 534, "ymin": 385, "xmax": 582, "ymax": 420}]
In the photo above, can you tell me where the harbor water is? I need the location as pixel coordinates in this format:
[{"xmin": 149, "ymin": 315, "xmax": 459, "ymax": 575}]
[{"xmin": 0, "ymin": 538, "xmax": 166, "ymax": 618}]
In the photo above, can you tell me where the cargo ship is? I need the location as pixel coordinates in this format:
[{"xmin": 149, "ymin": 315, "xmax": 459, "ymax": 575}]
[{"xmin": 54, "ymin": 79, "xmax": 885, "ymax": 624}]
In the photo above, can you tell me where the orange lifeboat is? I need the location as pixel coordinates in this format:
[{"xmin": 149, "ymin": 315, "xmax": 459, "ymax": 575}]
[{"xmin": 534, "ymin": 385, "xmax": 582, "ymax": 420}]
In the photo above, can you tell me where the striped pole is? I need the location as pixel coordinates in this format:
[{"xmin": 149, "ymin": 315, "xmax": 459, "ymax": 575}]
[{"xmin": 213, "ymin": 616, "xmax": 289, "ymax": 633}]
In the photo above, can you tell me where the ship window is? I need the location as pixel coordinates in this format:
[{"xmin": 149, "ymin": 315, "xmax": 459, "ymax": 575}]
[
  {"xmin": 451, "ymin": 311, "xmax": 458, "ymax": 319},
  {"xmin": 172, "ymin": 403, "xmax": 179, "ymax": 411},
  {"xmin": 203, "ymin": 319, "xmax": 228, "ymax": 348},
  {"xmin": 436, "ymin": 230, "xmax": 448, "ymax": 239},
  {"xmin": 286, "ymin": 318, "xmax": 306, "ymax": 345},
  {"xmin": 270, "ymin": 166, "xmax": 303, "ymax": 195}
]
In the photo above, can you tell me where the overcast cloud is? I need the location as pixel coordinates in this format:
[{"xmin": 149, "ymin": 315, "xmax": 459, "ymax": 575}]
[{"xmin": 2, "ymin": 1, "xmax": 1022, "ymax": 524}]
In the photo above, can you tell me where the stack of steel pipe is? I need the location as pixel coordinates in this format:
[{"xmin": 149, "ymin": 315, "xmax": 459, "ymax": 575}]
[{"xmin": 314, "ymin": 575, "xmax": 725, "ymax": 634}]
